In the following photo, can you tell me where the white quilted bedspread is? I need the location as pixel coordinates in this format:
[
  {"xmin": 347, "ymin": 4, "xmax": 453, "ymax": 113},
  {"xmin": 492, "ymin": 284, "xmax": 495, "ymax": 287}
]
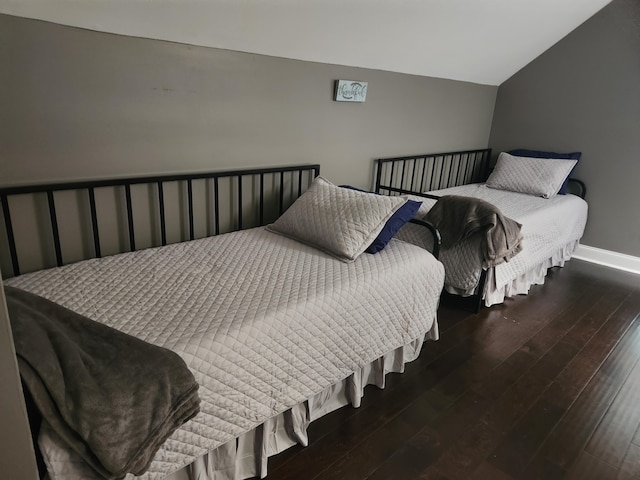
[
  {"xmin": 397, "ymin": 184, "xmax": 588, "ymax": 293},
  {"xmin": 6, "ymin": 227, "xmax": 444, "ymax": 479}
]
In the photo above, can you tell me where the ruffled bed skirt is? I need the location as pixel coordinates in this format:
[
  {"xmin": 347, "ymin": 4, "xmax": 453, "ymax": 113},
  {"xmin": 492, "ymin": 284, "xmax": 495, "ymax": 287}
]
[
  {"xmin": 442, "ymin": 240, "xmax": 580, "ymax": 306},
  {"xmin": 483, "ymin": 239, "xmax": 580, "ymax": 307},
  {"xmin": 165, "ymin": 327, "xmax": 438, "ymax": 480}
]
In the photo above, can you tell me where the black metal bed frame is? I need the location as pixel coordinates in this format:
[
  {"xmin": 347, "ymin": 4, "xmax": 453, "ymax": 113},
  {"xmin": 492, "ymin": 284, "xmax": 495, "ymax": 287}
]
[
  {"xmin": 0, "ymin": 164, "xmax": 320, "ymax": 278},
  {"xmin": 374, "ymin": 148, "xmax": 586, "ymax": 313},
  {"xmin": 375, "ymin": 148, "xmax": 493, "ymax": 199}
]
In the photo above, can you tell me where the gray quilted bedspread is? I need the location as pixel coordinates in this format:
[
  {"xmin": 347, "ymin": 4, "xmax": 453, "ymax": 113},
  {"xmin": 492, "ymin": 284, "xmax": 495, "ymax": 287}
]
[
  {"xmin": 7, "ymin": 227, "xmax": 444, "ymax": 479},
  {"xmin": 397, "ymin": 184, "xmax": 588, "ymax": 294}
]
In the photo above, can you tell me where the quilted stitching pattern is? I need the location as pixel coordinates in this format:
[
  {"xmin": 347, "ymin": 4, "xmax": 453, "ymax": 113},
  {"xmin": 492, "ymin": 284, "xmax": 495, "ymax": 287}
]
[
  {"xmin": 7, "ymin": 227, "xmax": 444, "ymax": 479},
  {"xmin": 266, "ymin": 176, "xmax": 407, "ymax": 262}
]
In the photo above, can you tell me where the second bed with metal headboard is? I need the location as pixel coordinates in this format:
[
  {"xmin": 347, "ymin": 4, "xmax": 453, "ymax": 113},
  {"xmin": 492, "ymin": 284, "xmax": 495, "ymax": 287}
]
[{"xmin": 374, "ymin": 148, "xmax": 588, "ymax": 311}]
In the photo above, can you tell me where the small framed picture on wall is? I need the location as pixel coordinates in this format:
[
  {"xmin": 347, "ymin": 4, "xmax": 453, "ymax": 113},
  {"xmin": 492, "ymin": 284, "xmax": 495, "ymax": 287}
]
[{"xmin": 334, "ymin": 80, "xmax": 368, "ymax": 102}]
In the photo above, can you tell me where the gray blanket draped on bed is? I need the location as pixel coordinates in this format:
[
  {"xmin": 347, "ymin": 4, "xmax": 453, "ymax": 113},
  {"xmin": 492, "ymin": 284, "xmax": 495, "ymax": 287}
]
[
  {"xmin": 425, "ymin": 195, "xmax": 523, "ymax": 267},
  {"xmin": 6, "ymin": 286, "xmax": 200, "ymax": 480}
]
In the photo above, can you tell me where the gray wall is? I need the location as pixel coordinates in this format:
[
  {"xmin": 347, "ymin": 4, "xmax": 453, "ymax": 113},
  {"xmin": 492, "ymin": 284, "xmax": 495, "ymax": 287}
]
[
  {"xmin": 489, "ymin": 0, "xmax": 640, "ymax": 257},
  {"xmin": 1, "ymin": 14, "xmax": 496, "ymax": 190}
]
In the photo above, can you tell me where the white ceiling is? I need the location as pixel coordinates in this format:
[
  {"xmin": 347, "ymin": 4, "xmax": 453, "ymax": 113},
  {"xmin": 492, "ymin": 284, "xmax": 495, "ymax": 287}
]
[{"xmin": 0, "ymin": 0, "xmax": 611, "ymax": 86}]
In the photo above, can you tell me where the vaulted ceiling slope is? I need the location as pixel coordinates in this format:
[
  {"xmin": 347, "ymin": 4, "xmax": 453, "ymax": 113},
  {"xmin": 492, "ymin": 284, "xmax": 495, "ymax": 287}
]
[{"xmin": 0, "ymin": 0, "xmax": 611, "ymax": 86}]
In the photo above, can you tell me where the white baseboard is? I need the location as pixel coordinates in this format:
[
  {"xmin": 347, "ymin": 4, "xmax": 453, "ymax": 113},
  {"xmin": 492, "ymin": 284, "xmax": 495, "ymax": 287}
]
[{"xmin": 572, "ymin": 244, "xmax": 640, "ymax": 276}]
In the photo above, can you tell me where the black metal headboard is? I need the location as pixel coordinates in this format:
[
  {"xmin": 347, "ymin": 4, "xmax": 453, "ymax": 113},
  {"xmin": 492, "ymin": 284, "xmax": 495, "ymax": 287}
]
[
  {"xmin": 0, "ymin": 164, "xmax": 320, "ymax": 278},
  {"xmin": 374, "ymin": 148, "xmax": 492, "ymax": 197}
]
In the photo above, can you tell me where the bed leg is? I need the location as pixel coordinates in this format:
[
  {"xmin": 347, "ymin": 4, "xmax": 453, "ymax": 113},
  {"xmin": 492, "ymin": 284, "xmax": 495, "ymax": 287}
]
[
  {"xmin": 439, "ymin": 270, "xmax": 488, "ymax": 313},
  {"xmin": 474, "ymin": 270, "xmax": 488, "ymax": 313},
  {"xmin": 473, "ymin": 293, "xmax": 483, "ymax": 313}
]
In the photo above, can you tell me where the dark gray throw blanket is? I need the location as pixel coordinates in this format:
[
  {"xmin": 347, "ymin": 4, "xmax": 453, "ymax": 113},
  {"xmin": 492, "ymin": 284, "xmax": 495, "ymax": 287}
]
[
  {"xmin": 6, "ymin": 286, "xmax": 200, "ymax": 480},
  {"xmin": 425, "ymin": 195, "xmax": 523, "ymax": 267}
]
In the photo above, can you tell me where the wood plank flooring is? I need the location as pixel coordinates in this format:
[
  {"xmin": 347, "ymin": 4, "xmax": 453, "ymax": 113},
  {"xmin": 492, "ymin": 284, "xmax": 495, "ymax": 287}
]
[{"xmin": 264, "ymin": 260, "xmax": 640, "ymax": 480}]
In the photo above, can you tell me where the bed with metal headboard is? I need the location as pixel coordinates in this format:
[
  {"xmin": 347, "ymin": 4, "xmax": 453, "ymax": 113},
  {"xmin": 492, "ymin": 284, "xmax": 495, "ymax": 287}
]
[
  {"xmin": 1, "ymin": 163, "xmax": 445, "ymax": 480},
  {"xmin": 0, "ymin": 165, "xmax": 322, "ymax": 277},
  {"xmin": 375, "ymin": 148, "xmax": 588, "ymax": 311}
]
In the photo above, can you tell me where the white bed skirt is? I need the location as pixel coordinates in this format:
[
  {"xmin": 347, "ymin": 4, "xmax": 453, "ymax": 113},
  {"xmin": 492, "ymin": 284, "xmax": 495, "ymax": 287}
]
[
  {"xmin": 483, "ymin": 239, "xmax": 580, "ymax": 307},
  {"xmin": 165, "ymin": 329, "xmax": 437, "ymax": 480},
  {"xmin": 442, "ymin": 239, "xmax": 580, "ymax": 306}
]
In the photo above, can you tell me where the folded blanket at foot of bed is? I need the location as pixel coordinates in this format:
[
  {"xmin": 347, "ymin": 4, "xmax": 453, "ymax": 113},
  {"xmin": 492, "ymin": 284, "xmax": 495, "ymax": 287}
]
[
  {"xmin": 6, "ymin": 286, "xmax": 200, "ymax": 480},
  {"xmin": 425, "ymin": 195, "xmax": 523, "ymax": 268}
]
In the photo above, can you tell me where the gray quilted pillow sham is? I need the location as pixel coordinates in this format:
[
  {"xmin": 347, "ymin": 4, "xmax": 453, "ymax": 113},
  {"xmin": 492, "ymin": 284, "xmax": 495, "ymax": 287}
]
[
  {"xmin": 266, "ymin": 176, "xmax": 408, "ymax": 262},
  {"xmin": 486, "ymin": 152, "xmax": 578, "ymax": 199}
]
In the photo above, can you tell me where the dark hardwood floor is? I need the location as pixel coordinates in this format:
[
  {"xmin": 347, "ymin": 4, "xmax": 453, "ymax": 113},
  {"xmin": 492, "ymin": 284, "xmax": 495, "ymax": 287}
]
[{"xmin": 265, "ymin": 260, "xmax": 640, "ymax": 480}]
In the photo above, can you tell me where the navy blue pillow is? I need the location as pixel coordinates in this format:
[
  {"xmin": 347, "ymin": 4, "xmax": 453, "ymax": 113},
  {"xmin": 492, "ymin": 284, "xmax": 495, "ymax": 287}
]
[
  {"xmin": 508, "ymin": 149, "xmax": 581, "ymax": 194},
  {"xmin": 339, "ymin": 185, "xmax": 421, "ymax": 253},
  {"xmin": 366, "ymin": 199, "xmax": 421, "ymax": 253}
]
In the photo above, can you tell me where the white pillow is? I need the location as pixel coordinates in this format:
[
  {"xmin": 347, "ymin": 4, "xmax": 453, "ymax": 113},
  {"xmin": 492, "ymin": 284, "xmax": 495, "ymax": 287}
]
[
  {"xmin": 486, "ymin": 152, "xmax": 578, "ymax": 198},
  {"xmin": 266, "ymin": 176, "xmax": 408, "ymax": 262}
]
